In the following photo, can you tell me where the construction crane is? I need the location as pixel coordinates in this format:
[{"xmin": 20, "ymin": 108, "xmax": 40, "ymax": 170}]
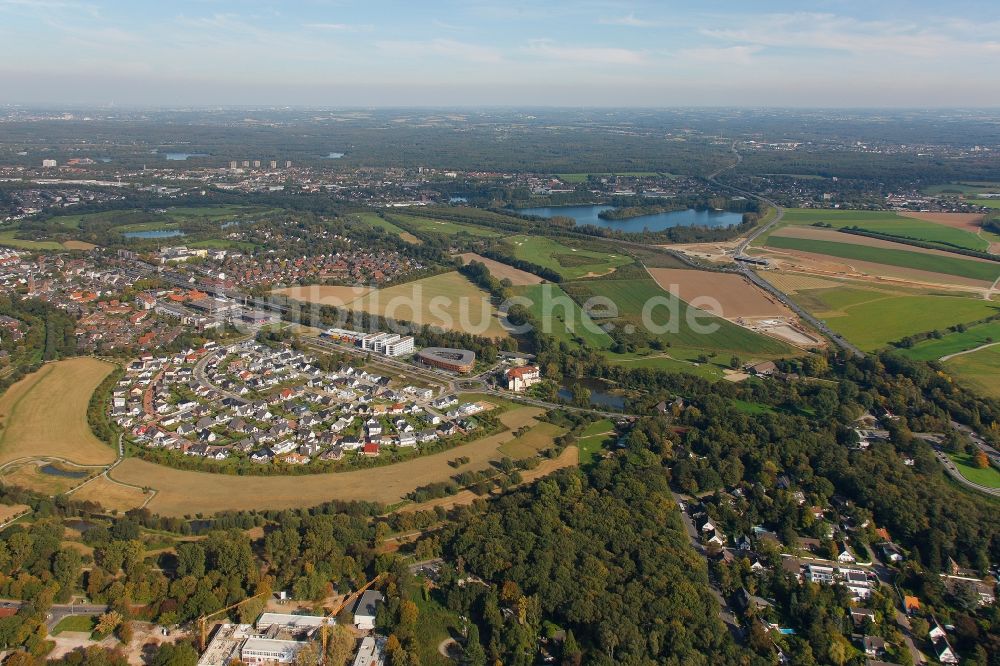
[
  {"xmin": 319, "ymin": 574, "xmax": 385, "ymax": 661},
  {"xmin": 197, "ymin": 590, "xmax": 270, "ymax": 652}
]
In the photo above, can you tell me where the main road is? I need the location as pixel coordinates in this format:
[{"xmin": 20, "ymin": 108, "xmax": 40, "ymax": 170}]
[{"xmin": 705, "ymin": 142, "xmax": 866, "ymax": 358}]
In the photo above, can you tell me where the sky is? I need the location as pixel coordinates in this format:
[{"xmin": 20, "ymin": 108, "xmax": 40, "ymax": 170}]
[{"xmin": 1, "ymin": 0, "xmax": 999, "ymax": 107}]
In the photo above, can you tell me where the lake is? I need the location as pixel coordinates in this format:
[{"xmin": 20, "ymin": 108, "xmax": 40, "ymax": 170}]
[
  {"xmin": 558, "ymin": 378, "xmax": 627, "ymax": 410},
  {"xmin": 40, "ymin": 464, "xmax": 89, "ymax": 479},
  {"xmin": 123, "ymin": 229, "xmax": 186, "ymax": 239},
  {"xmin": 517, "ymin": 204, "xmax": 744, "ymax": 232},
  {"xmin": 163, "ymin": 152, "xmax": 208, "ymax": 161}
]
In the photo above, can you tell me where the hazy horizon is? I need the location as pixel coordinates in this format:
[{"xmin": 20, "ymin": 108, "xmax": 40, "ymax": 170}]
[{"xmin": 2, "ymin": 0, "xmax": 999, "ymax": 107}]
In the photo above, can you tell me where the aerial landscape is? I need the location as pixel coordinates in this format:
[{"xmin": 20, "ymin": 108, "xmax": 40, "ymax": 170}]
[{"xmin": 0, "ymin": 1, "xmax": 999, "ymax": 665}]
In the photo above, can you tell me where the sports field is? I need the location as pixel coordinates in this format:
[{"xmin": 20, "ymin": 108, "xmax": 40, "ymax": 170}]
[
  {"xmin": 561, "ymin": 278, "xmax": 792, "ymax": 357},
  {"xmin": 507, "ymin": 235, "xmax": 633, "ymax": 280},
  {"xmin": 109, "ymin": 406, "xmax": 557, "ymax": 516},
  {"xmin": 280, "ymin": 271, "xmax": 510, "ymax": 338},
  {"xmin": 942, "ymin": 344, "xmax": 1000, "ymax": 399},
  {"xmin": 778, "ymin": 208, "xmax": 989, "ymax": 251},
  {"xmin": 513, "ymin": 284, "xmax": 613, "ymax": 349},
  {"xmin": 899, "ymin": 320, "xmax": 1000, "ymax": 361},
  {"xmin": 0, "ymin": 358, "xmax": 117, "ymax": 466},
  {"xmin": 354, "ymin": 213, "xmax": 421, "ymax": 244},
  {"xmin": 764, "ymin": 234, "xmax": 1000, "ymax": 283},
  {"xmin": 792, "ymin": 286, "xmax": 999, "ymax": 351}
]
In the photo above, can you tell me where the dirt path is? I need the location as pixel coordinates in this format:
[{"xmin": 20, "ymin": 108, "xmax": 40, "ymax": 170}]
[{"xmin": 939, "ymin": 341, "xmax": 1000, "ymax": 362}]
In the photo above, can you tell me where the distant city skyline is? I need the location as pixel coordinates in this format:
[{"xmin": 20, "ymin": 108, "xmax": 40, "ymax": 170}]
[{"xmin": 2, "ymin": 0, "xmax": 999, "ymax": 107}]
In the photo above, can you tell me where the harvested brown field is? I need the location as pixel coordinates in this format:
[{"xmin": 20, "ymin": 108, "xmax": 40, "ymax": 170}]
[
  {"xmin": 455, "ymin": 253, "xmax": 543, "ymax": 285},
  {"xmin": 899, "ymin": 211, "xmax": 985, "ymax": 231},
  {"xmin": 646, "ymin": 268, "xmax": 794, "ymax": 319},
  {"xmin": 71, "ymin": 476, "xmax": 150, "ymax": 513},
  {"xmin": 0, "ymin": 358, "xmax": 117, "ymax": 466},
  {"xmin": 274, "ymin": 285, "xmax": 373, "ymax": 306},
  {"xmin": 111, "ymin": 407, "xmax": 545, "ymax": 516},
  {"xmin": 62, "ymin": 240, "xmax": 98, "ymax": 251}
]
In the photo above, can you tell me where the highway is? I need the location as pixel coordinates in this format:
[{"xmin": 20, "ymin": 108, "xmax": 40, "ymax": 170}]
[{"xmin": 704, "ymin": 144, "xmax": 866, "ymax": 358}]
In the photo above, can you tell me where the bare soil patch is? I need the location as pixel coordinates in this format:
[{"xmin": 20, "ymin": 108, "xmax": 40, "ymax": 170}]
[
  {"xmin": 646, "ymin": 267, "xmax": 793, "ymax": 319},
  {"xmin": 111, "ymin": 407, "xmax": 545, "ymax": 516},
  {"xmin": 455, "ymin": 253, "xmax": 543, "ymax": 285}
]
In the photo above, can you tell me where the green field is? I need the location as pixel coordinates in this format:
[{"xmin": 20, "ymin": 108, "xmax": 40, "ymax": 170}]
[
  {"xmin": 387, "ymin": 213, "xmax": 499, "ymax": 238},
  {"xmin": 776, "ymin": 208, "xmax": 989, "ymax": 251},
  {"xmin": 561, "ymin": 278, "xmax": 792, "ymax": 357},
  {"xmin": 765, "ymin": 235, "xmax": 1000, "ymax": 283},
  {"xmin": 354, "ymin": 212, "xmax": 420, "ymax": 243},
  {"xmin": 971, "ymin": 199, "xmax": 1000, "ymax": 209},
  {"xmin": 602, "ymin": 352, "xmax": 729, "ymax": 379},
  {"xmin": 792, "ymin": 286, "xmax": 999, "ymax": 350},
  {"xmin": 0, "ymin": 230, "xmax": 66, "ymax": 250},
  {"xmin": 508, "ymin": 235, "xmax": 634, "ymax": 280},
  {"xmin": 577, "ymin": 419, "xmax": 615, "ymax": 465},
  {"xmin": 899, "ymin": 320, "xmax": 1000, "ymax": 361},
  {"xmin": 51, "ymin": 615, "xmax": 97, "ymax": 635},
  {"xmin": 53, "ymin": 205, "xmax": 267, "ymax": 231},
  {"xmin": 514, "ymin": 284, "xmax": 613, "ymax": 349},
  {"xmin": 556, "ymin": 172, "xmax": 664, "ymax": 183},
  {"xmin": 498, "ymin": 422, "xmax": 565, "ymax": 458},
  {"xmin": 924, "ymin": 182, "xmax": 1000, "ymax": 196},
  {"xmin": 943, "ymin": 344, "xmax": 1000, "ymax": 399},
  {"xmin": 947, "ymin": 452, "xmax": 1000, "ymax": 489}
]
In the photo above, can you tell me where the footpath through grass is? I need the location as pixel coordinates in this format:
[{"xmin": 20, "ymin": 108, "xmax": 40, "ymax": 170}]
[
  {"xmin": 899, "ymin": 320, "xmax": 1000, "ymax": 361},
  {"xmin": 577, "ymin": 419, "xmax": 615, "ymax": 465}
]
